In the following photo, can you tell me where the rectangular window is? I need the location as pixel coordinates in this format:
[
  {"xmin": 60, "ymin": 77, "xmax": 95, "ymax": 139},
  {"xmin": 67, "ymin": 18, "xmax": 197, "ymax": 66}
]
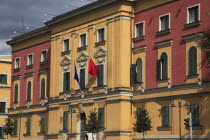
[
  {"xmin": 0, "ymin": 127, "xmax": 3, "ymax": 138},
  {"xmin": 98, "ymin": 108, "xmax": 104, "ymax": 128},
  {"xmin": 188, "ymin": 5, "xmax": 199, "ymax": 23},
  {"xmin": 27, "ymin": 54, "xmax": 33, "ymax": 66},
  {"xmin": 0, "ymin": 102, "xmax": 6, "ymax": 113},
  {"xmin": 63, "ymin": 112, "xmax": 68, "ymax": 130},
  {"xmin": 80, "ymin": 68, "xmax": 86, "ymax": 89},
  {"xmin": 41, "ymin": 50, "xmax": 47, "ymax": 62},
  {"xmin": 63, "ymin": 72, "xmax": 70, "ymax": 92},
  {"xmin": 63, "ymin": 39, "xmax": 70, "ymax": 52},
  {"xmin": 26, "ymin": 119, "xmax": 31, "ymax": 134},
  {"xmin": 80, "ymin": 34, "xmax": 86, "ymax": 47},
  {"xmin": 97, "ymin": 28, "xmax": 105, "ymax": 42},
  {"xmin": 15, "ymin": 58, "xmax": 20, "ymax": 69},
  {"xmin": 190, "ymin": 103, "xmax": 200, "ymax": 126},
  {"xmin": 161, "ymin": 106, "xmax": 169, "ymax": 127},
  {"xmin": 97, "ymin": 64, "xmax": 104, "ymax": 87},
  {"xmin": 160, "ymin": 14, "xmax": 169, "ymax": 31},
  {"xmin": 0, "ymin": 74, "xmax": 7, "ymax": 84},
  {"xmin": 13, "ymin": 120, "xmax": 18, "ymax": 135},
  {"xmin": 40, "ymin": 117, "xmax": 46, "ymax": 133},
  {"xmin": 135, "ymin": 22, "xmax": 144, "ymax": 38}
]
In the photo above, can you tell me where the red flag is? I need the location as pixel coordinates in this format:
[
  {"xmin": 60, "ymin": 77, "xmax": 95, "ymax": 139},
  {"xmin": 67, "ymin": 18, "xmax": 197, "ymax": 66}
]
[{"xmin": 88, "ymin": 59, "xmax": 99, "ymax": 77}]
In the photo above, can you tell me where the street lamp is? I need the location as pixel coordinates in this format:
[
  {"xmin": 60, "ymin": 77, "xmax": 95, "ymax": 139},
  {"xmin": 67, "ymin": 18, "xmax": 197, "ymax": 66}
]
[
  {"xmin": 17, "ymin": 111, "xmax": 24, "ymax": 140},
  {"xmin": 170, "ymin": 98, "xmax": 189, "ymax": 140},
  {"xmin": 67, "ymin": 106, "xmax": 77, "ymax": 140}
]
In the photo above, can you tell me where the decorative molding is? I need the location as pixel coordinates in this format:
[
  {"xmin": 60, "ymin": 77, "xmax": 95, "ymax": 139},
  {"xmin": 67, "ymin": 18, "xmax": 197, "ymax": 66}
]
[
  {"xmin": 132, "ymin": 45, "xmax": 146, "ymax": 54},
  {"xmin": 46, "ymin": 134, "xmax": 59, "ymax": 139},
  {"xmin": 107, "ymin": 18, "xmax": 114, "ymax": 23},
  {"xmin": 76, "ymin": 51, "xmax": 89, "ymax": 62},
  {"xmin": 71, "ymin": 30, "xmax": 77, "ymax": 35},
  {"xmin": 12, "ymin": 75, "xmax": 21, "ymax": 81},
  {"xmin": 132, "ymin": 36, "xmax": 145, "ymax": 42},
  {"xmin": 157, "ymin": 126, "xmax": 172, "ymax": 131},
  {"xmin": 95, "ymin": 40, "xmax": 106, "ymax": 46},
  {"xmin": 48, "ymin": 107, "xmax": 60, "ymax": 111},
  {"xmin": 39, "ymin": 69, "xmax": 48, "ymax": 75},
  {"xmin": 25, "ymin": 72, "xmax": 34, "ymax": 78},
  {"xmin": 104, "ymin": 131, "xmax": 132, "ymax": 136},
  {"xmin": 8, "ymin": 104, "xmax": 47, "ymax": 112},
  {"xmin": 60, "ymin": 56, "xmax": 71, "ymax": 66},
  {"xmin": 156, "ymin": 29, "xmax": 171, "ymax": 36},
  {"xmin": 88, "ymin": 24, "xmax": 94, "ymax": 29},
  {"xmin": 182, "ymin": 32, "xmax": 201, "ymax": 43},
  {"xmin": 0, "ymin": 61, "xmax": 12, "ymax": 64},
  {"xmin": 55, "ymin": 36, "xmax": 60, "ymax": 40},
  {"xmin": 94, "ymin": 46, "xmax": 107, "ymax": 58},
  {"xmin": 114, "ymin": 15, "xmax": 131, "ymax": 21},
  {"xmin": 9, "ymin": 110, "xmax": 47, "ymax": 117},
  {"xmin": 155, "ymin": 39, "xmax": 172, "ymax": 49},
  {"xmin": 106, "ymin": 99, "xmax": 131, "ymax": 104},
  {"xmin": 184, "ymin": 21, "xmax": 201, "ymax": 28}
]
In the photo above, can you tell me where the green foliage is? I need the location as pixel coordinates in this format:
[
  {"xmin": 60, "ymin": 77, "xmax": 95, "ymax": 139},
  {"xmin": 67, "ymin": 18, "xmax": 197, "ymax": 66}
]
[
  {"xmin": 197, "ymin": 32, "xmax": 210, "ymax": 56},
  {"xmin": 134, "ymin": 108, "xmax": 152, "ymax": 133},
  {"xmin": 86, "ymin": 109, "xmax": 101, "ymax": 134},
  {"xmin": 3, "ymin": 118, "xmax": 14, "ymax": 135}
]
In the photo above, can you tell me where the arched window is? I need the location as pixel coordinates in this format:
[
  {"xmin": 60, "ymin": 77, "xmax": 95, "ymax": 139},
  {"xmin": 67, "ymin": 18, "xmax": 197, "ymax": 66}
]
[
  {"xmin": 188, "ymin": 46, "xmax": 197, "ymax": 76},
  {"xmin": 157, "ymin": 53, "xmax": 168, "ymax": 80},
  {"xmin": 14, "ymin": 84, "xmax": 18, "ymax": 103},
  {"xmin": 41, "ymin": 78, "xmax": 46, "ymax": 99},
  {"xmin": 27, "ymin": 81, "xmax": 32, "ymax": 101},
  {"xmin": 136, "ymin": 58, "xmax": 142, "ymax": 83}
]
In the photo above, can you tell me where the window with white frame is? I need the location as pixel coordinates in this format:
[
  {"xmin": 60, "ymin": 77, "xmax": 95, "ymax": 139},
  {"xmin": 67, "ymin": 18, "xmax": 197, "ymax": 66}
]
[
  {"xmin": 0, "ymin": 74, "xmax": 8, "ymax": 84},
  {"xmin": 0, "ymin": 102, "xmax": 6, "ymax": 113},
  {"xmin": 41, "ymin": 50, "xmax": 47, "ymax": 62},
  {"xmin": 63, "ymin": 39, "xmax": 70, "ymax": 52},
  {"xmin": 15, "ymin": 58, "xmax": 20, "ymax": 69},
  {"xmin": 97, "ymin": 28, "xmax": 105, "ymax": 42},
  {"xmin": 27, "ymin": 54, "xmax": 33, "ymax": 66},
  {"xmin": 187, "ymin": 5, "xmax": 199, "ymax": 24},
  {"xmin": 80, "ymin": 34, "xmax": 86, "ymax": 47},
  {"xmin": 159, "ymin": 14, "xmax": 170, "ymax": 31},
  {"xmin": 135, "ymin": 22, "xmax": 144, "ymax": 38}
]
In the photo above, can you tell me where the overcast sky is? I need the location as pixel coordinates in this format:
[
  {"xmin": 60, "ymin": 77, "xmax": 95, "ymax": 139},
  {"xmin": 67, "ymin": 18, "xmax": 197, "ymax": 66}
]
[{"xmin": 0, "ymin": 0, "xmax": 95, "ymax": 55}]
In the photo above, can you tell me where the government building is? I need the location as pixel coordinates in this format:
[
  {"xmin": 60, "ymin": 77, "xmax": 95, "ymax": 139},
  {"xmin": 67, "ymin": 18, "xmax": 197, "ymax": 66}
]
[{"xmin": 6, "ymin": 0, "xmax": 210, "ymax": 140}]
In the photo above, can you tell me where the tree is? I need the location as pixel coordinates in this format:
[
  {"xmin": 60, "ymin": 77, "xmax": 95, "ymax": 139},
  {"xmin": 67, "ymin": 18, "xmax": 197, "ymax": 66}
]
[
  {"xmin": 3, "ymin": 118, "xmax": 14, "ymax": 140},
  {"xmin": 86, "ymin": 109, "xmax": 101, "ymax": 140},
  {"xmin": 197, "ymin": 32, "xmax": 210, "ymax": 63},
  {"xmin": 134, "ymin": 108, "xmax": 152, "ymax": 140}
]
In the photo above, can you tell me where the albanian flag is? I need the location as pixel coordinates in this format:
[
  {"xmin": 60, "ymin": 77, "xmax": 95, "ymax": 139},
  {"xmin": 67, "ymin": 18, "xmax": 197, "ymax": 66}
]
[{"xmin": 88, "ymin": 59, "xmax": 99, "ymax": 77}]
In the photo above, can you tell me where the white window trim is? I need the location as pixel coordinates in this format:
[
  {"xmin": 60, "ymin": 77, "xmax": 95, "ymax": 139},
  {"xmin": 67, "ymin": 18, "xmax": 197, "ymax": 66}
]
[
  {"xmin": 40, "ymin": 78, "xmax": 47, "ymax": 98},
  {"xmin": 78, "ymin": 66, "xmax": 88, "ymax": 89},
  {"xmin": 79, "ymin": 33, "xmax": 87, "ymax": 48},
  {"xmin": 0, "ymin": 73, "xmax": 9, "ymax": 85},
  {"xmin": 97, "ymin": 27, "xmax": 106, "ymax": 42},
  {"xmin": 159, "ymin": 13, "xmax": 170, "ymax": 31},
  {"xmin": 27, "ymin": 53, "xmax": 34, "ymax": 66},
  {"xmin": 41, "ymin": 49, "xmax": 48, "ymax": 62},
  {"xmin": 135, "ymin": 21, "xmax": 145, "ymax": 38},
  {"xmin": 62, "ymin": 70, "xmax": 70, "ymax": 92},
  {"xmin": 187, "ymin": 4, "xmax": 200, "ymax": 24},
  {"xmin": 159, "ymin": 52, "xmax": 169, "ymax": 80},
  {"xmin": 62, "ymin": 38, "xmax": 70, "ymax": 52},
  {"xmin": 14, "ymin": 57, "xmax": 21, "ymax": 69}
]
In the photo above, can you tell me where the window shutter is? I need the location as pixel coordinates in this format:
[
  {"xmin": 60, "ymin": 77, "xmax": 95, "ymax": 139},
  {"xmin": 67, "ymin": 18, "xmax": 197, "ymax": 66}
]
[
  {"xmin": 41, "ymin": 79, "xmax": 46, "ymax": 98},
  {"xmin": 63, "ymin": 73, "xmax": 67, "ymax": 92},
  {"xmin": 130, "ymin": 64, "xmax": 136, "ymax": 84},
  {"xmin": 27, "ymin": 82, "xmax": 31, "ymax": 101},
  {"xmin": 97, "ymin": 65, "xmax": 104, "ymax": 86},
  {"xmin": 136, "ymin": 58, "xmax": 142, "ymax": 83},
  {"xmin": 26, "ymin": 119, "xmax": 31, "ymax": 134},
  {"xmin": 162, "ymin": 55, "xmax": 168, "ymax": 80},
  {"xmin": 156, "ymin": 60, "xmax": 161, "ymax": 81},
  {"xmin": 80, "ymin": 69, "xmax": 85, "ymax": 89},
  {"xmin": 40, "ymin": 117, "xmax": 46, "ymax": 133},
  {"xmin": 98, "ymin": 108, "xmax": 104, "ymax": 128},
  {"xmin": 4, "ymin": 75, "xmax": 7, "ymax": 84},
  {"xmin": 13, "ymin": 120, "xmax": 18, "ymax": 135},
  {"xmin": 66, "ymin": 72, "xmax": 70, "ymax": 91},
  {"xmin": 63, "ymin": 112, "xmax": 68, "ymax": 130},
  {"xmin": 14, "ymin": 84, "xmax": 18, "ymax": 103}
]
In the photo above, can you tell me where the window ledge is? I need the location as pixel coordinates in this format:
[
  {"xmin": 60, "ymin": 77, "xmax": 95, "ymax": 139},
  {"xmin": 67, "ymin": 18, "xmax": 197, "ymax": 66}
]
[
  {"xmin": 37, "ymin": 132, "xmax": 45, "ymax": 136},
  {"xmin": 13, "ymin": 68, "xmax": 20, "ymax": 72},
  {"xmin": 77, "ymin": 46, "xmax": 88, "ymax": 51},
  {"xmin": 23, "ymin": 133, "xmax": 31, "ymax": 137},
  {"xmin": 134, "ymin": 82, "xmax": 144, "ymax": 86},
  {"xmin": 184, "ymin": 21, "xmax": 201, "ymax": 28},
  {"xmin": 157, "ymin": 29, "xmax": 171, "ymax": 36},
  {"xmin": 75, "ymin": 88, "xmax": 89, "ymax": 93},
  {"xmin": 132, "ymin": 36, "xmax": 145, "ymax": 42},
  {"xmin": 93, "ymin": 85, "xmax": 107, "ymax": 90},
  {"xmin": 26, "ymin": 65, "xmax": 33, "ymax": 69},
  {"xmin": 40, "ymin": 61, "xmax": 48, "ymax": 65},
  {"xmin": 11, "ymin": 134, "xmax": 18, "ymax": 137},
  {"xmin": 186, "ymin": 125, "xmax": 202, "ymax": 130},
  {"xmin": 157, "ymin": 126, "xmax": 172, "ymax": 131},
  {"xmin": 187, "ymin": 74, "xmax": 199, "ymax": 79},
  {"xmin": 61, "ymin": 50, "xmax": 70, "ymax": 55},
  {"xmin": 60, "ymin": 130, "xmax": 69, "ymax": 134},
  {"xmin": 59, "ymin": 91, "xmax": 71, "ymax": 96},
  {"xmin": 157, "ymin": 78, "xmax": 169, "ymax": 83},
  {"xmin": 95, "ymin": 41, "xmax": 106, "ymax": 46}
]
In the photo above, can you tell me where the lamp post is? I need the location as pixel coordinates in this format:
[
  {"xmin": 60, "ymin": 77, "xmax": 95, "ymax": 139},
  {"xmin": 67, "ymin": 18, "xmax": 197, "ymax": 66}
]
[
  {"xmin": 67, "ymin": 106, "xmax": 77, "ymax": 140},
  {"xmin": 170, "ymin": 98, "xmax": 190, "ymax": 140},
  {"xmin": 17, "ymin": 111, "xmax": 24, "ymax": 140}
]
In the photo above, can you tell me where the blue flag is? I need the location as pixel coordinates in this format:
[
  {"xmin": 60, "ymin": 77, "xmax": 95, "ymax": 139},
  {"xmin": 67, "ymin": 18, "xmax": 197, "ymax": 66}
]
[{"xmin": 74, "ymin": 63, "xmax": 80, "ymax": 85}]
